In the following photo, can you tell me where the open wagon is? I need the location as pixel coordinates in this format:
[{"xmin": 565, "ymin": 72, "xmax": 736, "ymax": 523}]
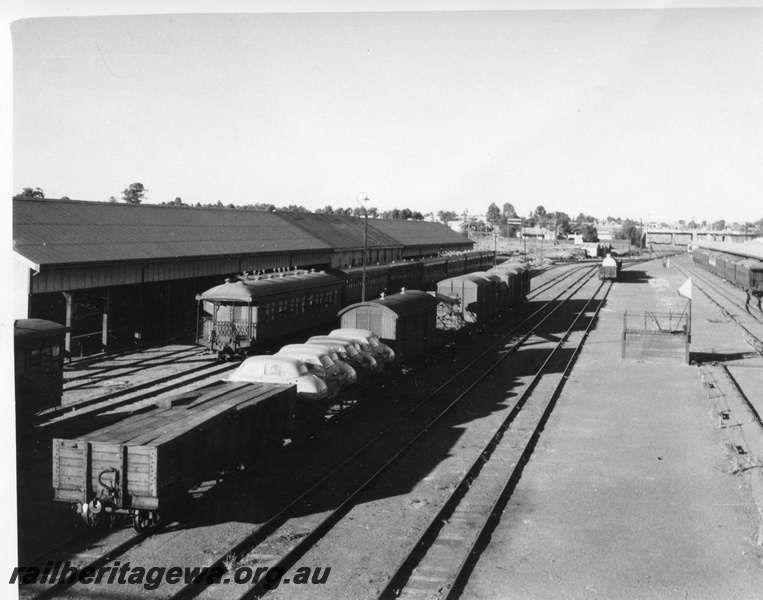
[{"xmin": 52, "ymin": 382, "xmax": 295, "ymax": 532}]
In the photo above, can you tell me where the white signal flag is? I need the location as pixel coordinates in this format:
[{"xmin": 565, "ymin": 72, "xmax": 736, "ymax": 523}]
[{"xmin": 678, "ymin": 278, "xmax": 692, "ymax": 300}]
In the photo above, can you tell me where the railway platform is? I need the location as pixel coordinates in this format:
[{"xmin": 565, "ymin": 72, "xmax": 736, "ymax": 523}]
[{"xmin": 462, "ymin": 258, "xmax": 763, "ymax": 599}]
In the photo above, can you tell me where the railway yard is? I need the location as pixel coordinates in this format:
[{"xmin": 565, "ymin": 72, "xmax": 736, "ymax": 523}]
[{"xmin": 13, "ymin": 249, "xmax": 763, "ymax": 599}]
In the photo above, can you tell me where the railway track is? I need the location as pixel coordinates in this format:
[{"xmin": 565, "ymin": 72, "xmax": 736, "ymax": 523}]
[
  {"xmin": 675, "ymin": 255, "xmax": 763, "ymax": 324},
  {"xmin": 19, "ymin": 263, "xmax": 603, "ymax": 600},
  {"xmin": 672, "ymin": 255, "xmax": 763, "ymax": 357},
  {"xmin": 380, "ymin": 277, "xmax": 611, "ymax": 600},
  {"xmin": 157, "ymin": 267, "xmax": 606, "ymax": 600}
]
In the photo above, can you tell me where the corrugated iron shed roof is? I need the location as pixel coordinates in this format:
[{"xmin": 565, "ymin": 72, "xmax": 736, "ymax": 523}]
[
  {"xmin": 13, "ymin": 198, "xmax": 331, "ymax": 267},
  {"xmin": 366, "ymin": 218, "xmax": 473, "ymax": 248},
  {"xmin": 694, "ymin": 240, "xmax": 763, "ymax": 261},
  {"xmin": 276, "ymin": 212, "xmax": 401, "ymax": 250}
]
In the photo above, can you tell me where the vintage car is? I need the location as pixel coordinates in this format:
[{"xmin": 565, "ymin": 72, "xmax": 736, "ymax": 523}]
[
  {"xmin": 226, "ymin": 355, "xmax": 329, "ymax": 401},
  {"xmin": 305, "ymin": 335, "xmax": 379, "ymax": 373},
  {"xmin": 276, "ymin": 344, "xmax": 349, "ymax": 397},
  {"xmin": 329, "ymin": 328, "xmax": 396, "ymax": 368}
]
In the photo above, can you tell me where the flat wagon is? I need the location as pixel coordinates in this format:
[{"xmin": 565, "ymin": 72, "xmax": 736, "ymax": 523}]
[{"xmin": 52, "ymin": 382, "xmax": 295, "ymax": 532}]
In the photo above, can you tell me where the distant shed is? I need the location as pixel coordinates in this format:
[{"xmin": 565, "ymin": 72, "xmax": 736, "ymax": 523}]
[{"xmin": 338, "ymin": 290, "xmax": 438, "ymax": 363}]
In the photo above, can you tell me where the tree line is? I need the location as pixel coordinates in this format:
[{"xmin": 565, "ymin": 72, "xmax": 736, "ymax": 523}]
[
  {"xmin": 14, "ymin": 186, "xmax": 763, "ymax": 233},
  {"xmin": 14, "ymin": 185, "xmax": 428, "ymax": 220}
]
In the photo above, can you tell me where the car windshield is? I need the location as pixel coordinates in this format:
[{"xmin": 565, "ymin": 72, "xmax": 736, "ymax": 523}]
[
  {"xmin": 367, "ymin": 337, "xmax": 380, "ymax": 348},
  {"xmin": 344, "ymin": 345, "xmax": 358, "ymax": 357},
  {"xmin": 320, "ymin": 355, "xmax": 334, "ymax": 368},
  {"xmin": 298, "ymin": 364, "xmax": 308, "ymax": 375}
]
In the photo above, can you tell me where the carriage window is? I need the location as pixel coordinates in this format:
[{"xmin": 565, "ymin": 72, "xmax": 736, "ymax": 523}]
[{"xmin": 30, "ymin": 348, "xmax": 41, "ymax": 370}]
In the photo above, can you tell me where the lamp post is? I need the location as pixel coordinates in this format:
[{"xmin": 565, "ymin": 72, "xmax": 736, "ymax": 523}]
[{"xmin": 357, "ymin": 193, "xmax": 370, "ymax": 302}]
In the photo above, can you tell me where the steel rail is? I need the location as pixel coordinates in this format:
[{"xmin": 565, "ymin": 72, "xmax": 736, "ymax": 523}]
[
  {"xmin": 378, "ymin": 278, "xmax": 611, "ymax": 600},
  {"xmin": 22, "ymin": 265, "xmax": 597, "ymax": 600},
  {"xmin": 672, "ymin": 258, "xmax": 763, "ymax": 357},
  {"xmin": 673, "ymin": 256, "xmax": 763, "ymax": 325},
  {"xmin": 160, "ymin": 267, "xmax": 600, "ymax": 600},
  {"xmin": 170, "ymin": 268, "xmax": 602, "ymax": 600}
]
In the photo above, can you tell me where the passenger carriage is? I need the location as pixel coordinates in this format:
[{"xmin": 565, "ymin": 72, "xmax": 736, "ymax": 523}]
[
  {"xmin": 196, "ymin": 270, "xmax": 343, "ymax": 358},
  {"xmin": 328, "ymin": 264, "xmax": 390, "ymax": 304},
  {"xmin": 419, "ymin": 255, "xmax": 449, "ymax": 290}
]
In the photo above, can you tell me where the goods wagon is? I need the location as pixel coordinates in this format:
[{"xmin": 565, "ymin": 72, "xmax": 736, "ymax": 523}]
[
  {"xmin": 436, "ymin": 274, "xmax": 495, "ymax": 324},
  {"xmin": 494, "ymin": 262, "xmax": 531, "ymax": 304},
  {"xmin": 485, "ymin": 268, "xmax": 512, "ymax": 312},
  {"xmin": 338, "ymin": 290, "xmax": 438, "ymax": 364},
  {"xmin": 53, "ymin": 382, "xmax": 294, "ymax": 532},
  {"xmin": 598, "ymin": 254, "xmax": 622, "ymax": 281},
  {"xmin": 468, "ymin": 272, "xmax": 503, "ymax": 316},
  {"xmin": 14, "ymin": 319, "xmax": 69, "ymax": 418}
]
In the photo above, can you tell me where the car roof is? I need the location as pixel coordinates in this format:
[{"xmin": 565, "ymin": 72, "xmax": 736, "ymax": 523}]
[
  {"xmin": 277, "ymin": 345, "xmax": 333, "ymax": 358},
  {"xmin": 331, "ymin": 328, "xmax": 377, "ymax": 338},
  {"xmin": 239, "ymin": 355, "xmax": 305, "ymax": 368}
]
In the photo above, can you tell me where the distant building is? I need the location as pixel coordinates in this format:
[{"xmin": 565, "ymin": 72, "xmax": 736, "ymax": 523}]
[{"xmin": 519, "ymin": 227, "xmax": 554, "ymax": 241}]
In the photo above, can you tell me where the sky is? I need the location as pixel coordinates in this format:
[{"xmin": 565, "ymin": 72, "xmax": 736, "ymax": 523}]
[
  {"xmin": 6, "ymin": 2, "xmax": 763, "ymax": 225},
  {"xmin": 0, "ymin": 0, "xmax": 761, "ymax": 574}
]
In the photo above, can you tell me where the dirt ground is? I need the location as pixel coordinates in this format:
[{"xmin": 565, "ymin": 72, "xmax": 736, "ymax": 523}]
[{"xmin": 460, "ymin": 259, "xmax": 763, "ymax": 599}]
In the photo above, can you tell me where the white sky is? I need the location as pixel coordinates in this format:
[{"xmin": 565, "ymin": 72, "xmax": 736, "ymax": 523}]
[
  {"xmin": 5, "ymin": 2, "xmax": 763, "ymax": 221},
  {"xmin": 1, "ymin": 0, "xmax": 762, "ymax": 575},
  {"xmin": 6, "ymin": 2, "xmax": 763, "ymax": 225}
]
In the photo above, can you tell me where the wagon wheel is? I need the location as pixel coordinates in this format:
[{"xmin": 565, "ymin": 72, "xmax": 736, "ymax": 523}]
[{"xmin": 132, "ymin": 510, "xmax": 154, "ymax": 533}]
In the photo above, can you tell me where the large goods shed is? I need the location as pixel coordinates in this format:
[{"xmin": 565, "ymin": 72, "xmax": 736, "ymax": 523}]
[
  {"xmin": 13, "ymin": 198, "xmax": 333, "ymax": 355},
  {"xmin": 13, "ymin": 198, "xmax": 478, "ymax": 358},
  {"xmin": 367, "ymin": 219, "xmax": 473, "ymax": 259}
]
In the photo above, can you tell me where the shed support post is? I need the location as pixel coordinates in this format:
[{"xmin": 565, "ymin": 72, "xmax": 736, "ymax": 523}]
[
  {"xmin": 164, "ymin": 281, "xmax": 171, "ymax": 344},
  {"xmin": 62, "ymin": 292, "xmax": 72, "ymax": 357},
  {"xmin": 102, "ymin": 287, "xmax": 110, "ymax": 353},
  {"xmin": 134, "ymin": 285, "xmax": 143, "ymax": 347}
]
